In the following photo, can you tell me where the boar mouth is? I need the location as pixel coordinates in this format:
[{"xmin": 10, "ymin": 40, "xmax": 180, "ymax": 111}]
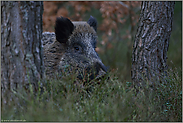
[{"xmin": 76, "ymin": 62, "xmax": 108, "ymax": 82}]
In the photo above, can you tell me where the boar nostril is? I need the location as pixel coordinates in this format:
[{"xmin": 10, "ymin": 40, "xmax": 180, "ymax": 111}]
[
  {"xmin": 94, "ymin": 62, "xmax": 109, "ymax": 81},
  {"xmin": 95, "ymin": 62, "xmax": 107, "ymax": 73},
  {"xmin": 100, "ymin": 63, "xmax": 108, "ymax": 73}
]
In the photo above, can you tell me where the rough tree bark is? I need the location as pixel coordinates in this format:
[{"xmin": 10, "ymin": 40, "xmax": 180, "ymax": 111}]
[
  {"xmin": 1, "ymin": 1, "xmax": 44, "ymax": 104},
  {"xmin": 131, "ymin": 1, "xmax": 175, "ymax": 88}
]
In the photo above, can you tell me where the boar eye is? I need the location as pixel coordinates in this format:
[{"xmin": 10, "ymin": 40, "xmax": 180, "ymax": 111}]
[
  {"xmin": 74, "ymin": 46, "xmax": 79, "ymax": 51},
  {"xmin": 73, "ymin": 45, "xmax": 82, "ymax": 52}
]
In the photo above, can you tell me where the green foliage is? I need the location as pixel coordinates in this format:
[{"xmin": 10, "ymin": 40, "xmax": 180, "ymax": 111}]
[{"xmin": 1, "ymin": 68, "xmax": 182, "ymax": 122}]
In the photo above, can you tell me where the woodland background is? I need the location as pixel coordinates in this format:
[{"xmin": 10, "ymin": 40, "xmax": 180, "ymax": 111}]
[{"xmin": 43, "ymin": 1, "xmax": 181, "ymax": 81}]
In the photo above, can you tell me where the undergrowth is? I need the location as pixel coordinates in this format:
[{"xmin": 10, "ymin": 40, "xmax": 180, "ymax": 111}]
[{"xmin": 1, "ymin": 68, "xmax": 182, "ymax": 122}]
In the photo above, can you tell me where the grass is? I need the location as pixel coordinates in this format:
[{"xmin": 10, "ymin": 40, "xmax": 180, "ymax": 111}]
[{"xmin": 1, "ymin": 67, "xmax": 182, "ymax": 122}]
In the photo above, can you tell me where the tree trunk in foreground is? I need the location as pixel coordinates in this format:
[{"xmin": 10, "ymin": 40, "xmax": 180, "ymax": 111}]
[
  {"xmin": 1, "ymin": 1, "xmax": 44, "ymax": 104},
  {"xmin": 131, "ymin": 1, "xmax": 175, "ymax": 88}
]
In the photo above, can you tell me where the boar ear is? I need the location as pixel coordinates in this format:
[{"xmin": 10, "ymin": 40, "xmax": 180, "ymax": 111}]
[
  {"xmin": 55, "ymin": 16, "xmax": 74, "ymax": 43},
  {"xmin": 87, "ymin": 16, "xmax": 97, "ymax": 32}
]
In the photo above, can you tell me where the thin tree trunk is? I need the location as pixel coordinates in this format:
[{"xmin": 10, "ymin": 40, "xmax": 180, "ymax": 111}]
[
  {"xmin": 131, "ymin": 1, "xmax": 175, "ymax": 88},
  {"xmin": 1, "ymin": 1, "xmax": 44, "ymax": 104}
]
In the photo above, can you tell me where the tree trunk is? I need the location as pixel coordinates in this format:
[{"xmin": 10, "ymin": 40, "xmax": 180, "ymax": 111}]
[
  {"xmin": 1, "ymin": 1, "xmax": 44, "ymax": 104},
  {"xmin": 131, "ymin": 1, "xmax": 175, "ymax": 88}
]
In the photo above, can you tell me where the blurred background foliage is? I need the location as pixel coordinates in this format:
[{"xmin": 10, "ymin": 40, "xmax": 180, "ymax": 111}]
[{"xmin": 42, "ymin": 1, "xmax": 182, "ymax": 82}]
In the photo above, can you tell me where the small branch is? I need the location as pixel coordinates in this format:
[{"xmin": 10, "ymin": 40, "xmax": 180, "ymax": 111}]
[{"xmin": 119, "ymin": 2, "xmax": 129, "ymax": 9}]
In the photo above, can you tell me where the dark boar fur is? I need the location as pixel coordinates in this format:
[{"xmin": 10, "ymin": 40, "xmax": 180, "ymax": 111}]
[{"xmin": 42, "ymin": 16, "xmax": 107, "ymax": 81}]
